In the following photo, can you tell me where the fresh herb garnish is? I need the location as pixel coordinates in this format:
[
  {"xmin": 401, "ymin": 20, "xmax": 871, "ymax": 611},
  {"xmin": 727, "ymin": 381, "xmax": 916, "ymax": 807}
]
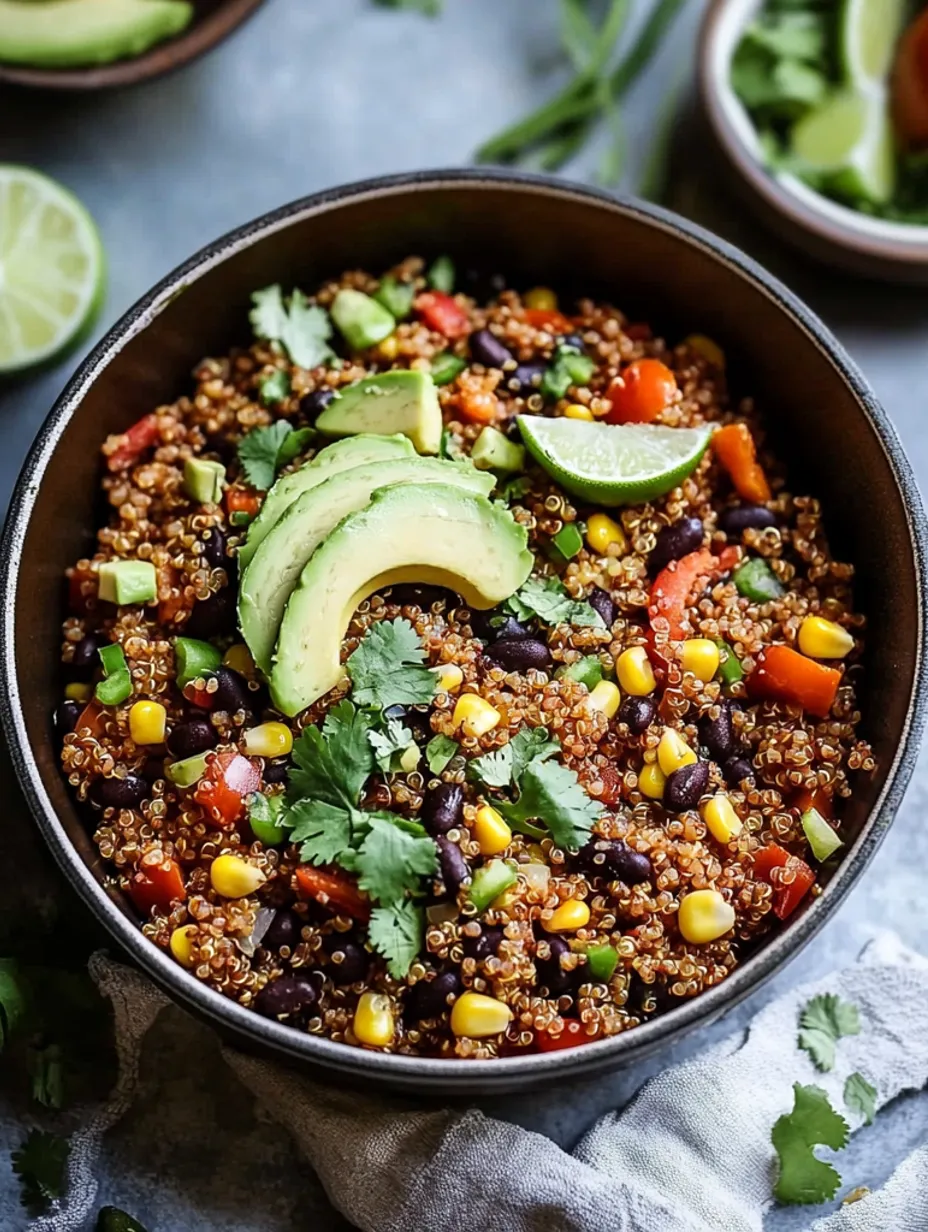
[
  {"xmin": 540, "ymin": 345, "xmax": 596, "ymax": 401},
  {"xmin": 425, "ymin": 734, "xmax": 458, "ymax": 775},
  {"xmin": 798, "ymin": 993, "xmax": 860, "ymax": 1072},
  {"xmin": 258, "ymin": 369, "xmax": 291, "ymax": 406},
  {"xmin": 12, "ymin": 1129, "xmax": 70, "ymax": 1216},
  {"xmin": 498, "ymin": 474, "xmax": 532, "ymax": 506},
  {"xmin": 374, "ymin": 275, "xmax": 416, "ymax": 319},
  {"xmin": 843, "ymin": 1071, "xmax": 876, "ymax": 1126},
  {"xmin": 27, "ymin": 1042, "xmax": 64, "ymax": 1109},
  {"xmin": 369, "ymin": 715, "xmax": 417, "ymax": 773},
  {"xmin": 772, "ymin": 1083, "xmax": 848, "ymax": 1206},
  {"xmin": 470, "ymin": 726, "xmax": 559, "ymax": 789},
  {"xmin": 0, "ymin": 957, "xmax": 26, "ymax": 1050},
  {"xmin": 97, "ymin": 1207, "xmax": 150, "ymax": 1232},
  {"xmin": 368, "ymin": 901, "xmax": 426, "ymax": 979},
  {"xmin": 249, "ymin": 285, "xmax": 334, "ymax": 369},
  {"xmin": 426, "ymin": 254, "xmax": 455, "ymax": 293},
  {"xmin": 355, "ymin": 814, "xmax": 437, "ymax": 904},
  {"xmin": 506, "ymin": 576, "xmax": 604, "ymax": 629},
  {"xmin": 237, "ymin": 421, "xmax": 314, "ymax": 490},
  {"xmin": 347, "ymin": 617, "xmax": 438, "ymax": 709}
]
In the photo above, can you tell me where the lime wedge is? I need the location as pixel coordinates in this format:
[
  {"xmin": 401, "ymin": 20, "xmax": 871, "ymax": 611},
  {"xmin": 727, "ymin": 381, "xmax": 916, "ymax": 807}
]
[
  {"xmin": 791, "ymin": 89, "xmax": 896, "ymax": 204},
  {"xmin": 0, "ymin": 165, "xmax": 105, "ymax": 374},
  {"xmin": 516, "ymin": 416, "xmax": 711, "ymax": 506},
  {"xmin": 839, "ymin": 0, "xmax": 908, "ymax": 88}
]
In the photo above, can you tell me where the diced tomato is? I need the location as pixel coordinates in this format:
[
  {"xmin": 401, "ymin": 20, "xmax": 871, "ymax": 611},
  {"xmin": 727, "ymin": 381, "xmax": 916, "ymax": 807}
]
[
  {"xmin": 194, "ymin": 751, "xmax": 261, "ymax": 826},
  {"xmin": 793, "ymin": 786, "xmax": 833, "ymax": 820},
  {"xmin": 295, "ymin": 865, "xmax": 371, "ymax": 921},
  {"xmin": 128, "ymin": 850, "xmax": 187, "ymax": 914},
  {"xmin": 752, "ymin": 842, "xmax": 815, "ymax": 920},
  {"xmin": 522, "ymin": 307, "xmax": 573, "ymax": 333},
  {"xmin": 535, "ymin": 1019, "xmax": 598, "ymax": 1052},
  {"xmin": 712, "ymin": 423, "xmax": 771, "ymax": 504},
  {"xmin": 748, "ymin": 645, "xmax": 841, "ymax": 719},
  {"xmin": 648, "ymin": 546, "xmax": 741, "ymax": 643},
  {"xmin": 606, "ymin": 359, "xmax": 678, "ymax": 425},
  {"xmin": 416, "ymin": 291, "xmax": 470, "ymax": 339},
  {"xmin": 106, "ymin": 414, "xmax": 161, "ymax": 472},
  {"xmin": 893, "ymin": 8, "xmax": 928, "ymax": 146},
  {"xmin": 225, "ymin": 486, "xmax": 262, "ymax": 520}
]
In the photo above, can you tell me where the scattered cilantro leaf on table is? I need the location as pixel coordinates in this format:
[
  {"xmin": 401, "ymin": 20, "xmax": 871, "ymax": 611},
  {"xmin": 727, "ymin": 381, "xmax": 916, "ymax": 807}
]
[
  {"xmin": 772, "ymin": 1083, "xmax": 848, "ymax": 1206},
  {"xmin": 506, "ymin": 576, "xmax": 604, "ymax": 629},
  {"xmin": 27, "ymin": 1042, "xmax": 64, "ymax": 1109},
  {"xmin": 12, "ymin": 1129, "xmax": 70, "ymax": 1216},
  {"xmin": 0, "ymin": 957, "xmax": 27, "ymax": 1050},
  {"xmin": 843, "ymin": 1072, "xmax": 877, "ymax": 1126},
  {"xmin": 369, "ymin": 716, "xmax": 416, "ymax": 773},
  {"xmin": 250, "ymin": 284, "xmax": 334, "ymax": 369},
  {"xmin": 368, "ymin": 901, "xmax": 426, "ymax": 978},
  {"xmin": 237, "ymin": 421, "xmax": 314, "ymax": 490},
  {"xmin": 425, "ymin": 734, "xmax": 458, "ymax": 775},
  {"xmin": 347, "ymin": 617, "xmax": 437, "ymax": 708},
  {"xmin": 356, "ymin": 815, "xmax": 437, "ymax": 904},
  {"xmin": 799, "ymin": 994, "xmax": 860, "ymax": 1072},
  {"xmin": 258, "ymin": 369, "xmax": 291, "ymax": 406},
  {"xmin": 499, "ymin": 756, "xmax": 600, "ymax": 852},
  {"xmin": 96, "ymin": 1207, "xmax": 150, "ymax": 1232}
]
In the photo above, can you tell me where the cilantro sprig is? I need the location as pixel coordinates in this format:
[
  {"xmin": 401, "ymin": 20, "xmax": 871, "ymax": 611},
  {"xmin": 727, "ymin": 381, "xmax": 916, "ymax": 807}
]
[
  {"xmin": 798, "ymin": 993, "xmax": 860, "ymax": 1072},
  {"xmin": 843, "ymin": 1072, "xmax": 876, "ymax": 1127},
  {"xmin": 249, "ymin": 284, "xmax": 334, "ymax": 369},
  {"xmin": 506, "ymin": 576, "xmax": 605, "ymax": 629},
  {"xmin": 347, "ymin": 617, "xmax": 438, "ymax": 709},
  {"xmin": 772, "ymin": 1083, "xmax": 848, "ymax": 1206},
  {"xmin": 12, "ymin": 1129, "xmax": 69, "ymax": 1216},
  {"xmin": 237, "ymin": 420, "xmax": 314, "ymax": 490}
]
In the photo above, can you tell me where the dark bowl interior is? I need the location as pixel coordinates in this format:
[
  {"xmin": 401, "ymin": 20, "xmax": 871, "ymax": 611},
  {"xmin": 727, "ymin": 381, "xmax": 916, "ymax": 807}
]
[{"xmin": 3, "ymin": 171, "xmax": 925, "ymax": 1093}]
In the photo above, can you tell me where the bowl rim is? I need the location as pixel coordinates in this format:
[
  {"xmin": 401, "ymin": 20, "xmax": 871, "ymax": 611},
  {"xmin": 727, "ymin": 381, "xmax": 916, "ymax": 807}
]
[
  {"xmin": 699, "ymin": 0, "xmax": 928, "ymax": 265},
  {"xmin": 3, "ymin": 167, "xmax": 926, "ymax": 1088}
]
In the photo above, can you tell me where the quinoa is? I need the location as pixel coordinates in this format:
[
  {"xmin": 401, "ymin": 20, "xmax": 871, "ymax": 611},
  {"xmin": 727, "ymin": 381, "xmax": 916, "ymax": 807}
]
[{"xmin": 57, "ymin": 261, "xmax": 874, "ymax": 1059}]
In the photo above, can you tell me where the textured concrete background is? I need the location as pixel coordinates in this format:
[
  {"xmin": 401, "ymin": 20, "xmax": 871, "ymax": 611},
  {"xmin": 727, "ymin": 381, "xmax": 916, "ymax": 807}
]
[{"xmin": 2, "ymin": 0, "xmax": 928, "ymax": 1228}]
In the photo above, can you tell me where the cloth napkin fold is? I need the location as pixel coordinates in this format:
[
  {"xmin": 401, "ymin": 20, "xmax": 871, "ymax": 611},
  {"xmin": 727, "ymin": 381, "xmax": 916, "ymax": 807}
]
[{"xmin": 35, "ymin": 933, "xmax": 928, "ymax": 1232}]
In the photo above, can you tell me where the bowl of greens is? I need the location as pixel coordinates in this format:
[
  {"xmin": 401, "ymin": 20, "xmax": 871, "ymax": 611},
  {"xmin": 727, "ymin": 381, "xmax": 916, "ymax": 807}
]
[{"xmin": 700, "ymin": 0, "xmax": 928, "ymax": 281}]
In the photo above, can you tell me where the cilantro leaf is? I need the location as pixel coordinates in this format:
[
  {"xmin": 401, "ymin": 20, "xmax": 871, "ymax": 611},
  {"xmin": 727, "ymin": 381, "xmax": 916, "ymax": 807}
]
[
  {"xmin": 843, "ymin": 1072, "xmax": 876, "ymax": 1126},
  {"xmin": 249, "ymin": 285, "xmax": 333, "ymax": 369},
  {"xmin": 369, "ymin": 717, "xmax": 416, "ymax": 773},
  {"xmin": 799, "ymin": 994, "xmax": 860, "ymax": 1072},
  {"xmin": 498, "ymin": 474, "xmax": 532, "ymax": 506},
  {"xmin": 237, "ymin": 421, "xmax": 314, "ymax": 490},
  {"xmin": 0, "ymin": 957, "xmax": 27, "ymax": 1050},
  {"xmin": 470, "ymin": 726, "xmax": 559, "ymax": 789},
  {"xmin": 507, "ymin": 577, "xmax": 604, "ymax": 629},
  {"xmin": 347, "ymin": 618, "xmax": 437, "ymax": 709},
  {"xmin": 356, "ymin": 815, "xmax": 437, "ymax": 904},
  {"xmin": 28, "ymin": 1042, "xmax": 64, "ymax": 1109},
  {"xmin": 97, "ymin": 1208, "xmax": 150, "ymax": 1232},
  {"xmin": 425, "ymin": 734, "xmax": 458, "ymax": 775},
  {"xmin": 743, "ymin": 13, "xmax": 825, "ymax": 61},
  {"xmin": 287, "ymin": 700, "xmax": 375, "ymax": 811},
  {"xmin": 275, "ymin": 426, "xmax": 314, "ymax": 467},
  {"xmin": 499, "ymin": 757, "xmax": 600, "ymax": 851},
  {"xmin": 287, "ymin": 799, "xmax": 357, "ymax": 866},
  {"xmin": 259, "ymin": 369, "xmax": 291, "ymax": 406},
  {"xmin": 772, "ymin": 1083, "xmax": 848, "ymax": 1206},
  {"xmin": 368, "ymin": 900, "xmax": 426, "ymax": 978},
  {"xmin": 469, "ymin": 744, "xmax": 514, "ymax": 789},
  {"xmin": 12, "ymin": 1129, "xmax": 70, "ymax": 1216}
]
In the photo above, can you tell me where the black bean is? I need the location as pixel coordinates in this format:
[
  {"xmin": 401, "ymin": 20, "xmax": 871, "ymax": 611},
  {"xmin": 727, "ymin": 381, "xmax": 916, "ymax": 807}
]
[
  {"xmin": 263, "ymin": 759, "xmax": 290, "ymax": 785},
  {"xmin": 263, "ymin": 909, "xmax": 302, "ymax": 952},
  {"xmin": 54, "ymin": 700, "xmax": 83, "ymax": 741},
  {"xmin": 299, "ymin": 388, "xmax": 336, "ymax": 420},
  {"xmin": 664, "ymin": 761, "xmax": 710, "ymax": 811},
  {"xmin": 139, "ymin": 756, "xmax": 165, "ymax": 783},
  {"xmin": 322, "ymin": 934, "xmax": 370, "ymax": 985},
  {"xmin": 537, "ymin": 937, "xmax": 577, "ymax": 997},
  {"xmin": 470, "ymin": 610, "xmax": 528, "ymax": 641},
  {"xmin": 185, "ymin": 587, "xmax": 237, "ymax": 638},
  {"xmin": 509, "ymin": 359, "xmax": 547, "ymax": 396},
  {"xmin": 562, "ymin": 333, "xmax": 586, "ymax": 352},
  {"xmin": 587, "ymin": 586, "xmax": 615, "ymax": 627},
  {"xmin": 202, "ymin": 526, "xmax": 230, "ymax": 570},
  {"xmin": 484, "ymin": 637, "xmax": 551, "ymax": 672},
  {"xmin": 70, "ymin": 634, "xmax": 99, "ymax": 675},
  {"xmin": 167, "ymin": 718, "xmax": 217, "ymax": 759},
  {"xmin": 462, "ymin": 925, "xmax": 503, "ymax": 961},
  {"xmin": 435, "ymin": 837, "xmax": 469, "ymax": 893},
  {"xmin": 253, "ymin": 971, "xmax": 318, "ymax": 1020},
  {"xmin": 627, "ymin": 971, "xmax": 675, "ymax": 1017},
  {"xmin": 618, "ymin": 696, "xmax": 656, "ymax": 734},
  {"xmin": 719, "ymin": 504, "xmax": 777, "ymax": 535},
  {"xmin": 699, "ymin": 701, "xmax": 735, "ymax": 761},
  {"xmin": 650, "ymin": 517, "xmax": 704, "ymax": 574},
  {"xmin": 469, "ymin": 328, "xmax": 514, "ymax": 370},
  {"xmin": 724, "ymin": 755, "xmax": 756, "ymax": 787},
  {"xmin": 90, "ymin": 774, "xmax": 149, "ymax": 811},
  {"xmin": 210, "ymin": 665, "xmax": 249, "ymax": 713},
  {"xmin": 405, "ymin": 970, "xmax": 462, "ymax": 1021},
  {"xmin": 421, "ymin": 783, "xmax": 464, "ymax": 836},
  {"xmin": 577, "ymin": 839, "xmax": 652, "ymax": 886}
]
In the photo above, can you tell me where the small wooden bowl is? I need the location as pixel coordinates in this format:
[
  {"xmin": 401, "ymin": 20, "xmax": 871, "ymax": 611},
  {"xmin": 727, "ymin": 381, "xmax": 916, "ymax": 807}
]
[{"xmin": 0, "ymin": 0, "xmax": 264, "ymax": 91}]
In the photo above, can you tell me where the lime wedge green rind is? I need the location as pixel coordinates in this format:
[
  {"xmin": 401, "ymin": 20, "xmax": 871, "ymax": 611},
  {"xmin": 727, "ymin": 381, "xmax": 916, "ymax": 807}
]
[
  {"xmin": 838, "ymin": 0, "xmax": 909, "ymax": 88},
  {"xmin": 791, "ymin": 90, "xmax": 895, "ymax": 204},
  {"xmin": 516, "ymin": 416, "xmax": 712, "ymax": 507},
  {"xmin": 0, "ymin": 165, "xmax": 106, "ymax": 375}
]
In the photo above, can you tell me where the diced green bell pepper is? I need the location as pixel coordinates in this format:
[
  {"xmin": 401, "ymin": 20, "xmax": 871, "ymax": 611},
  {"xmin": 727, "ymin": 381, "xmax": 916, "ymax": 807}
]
[
  {"xmin": 801, "ymin": 807, "xmax": 843, "ymax": 862},
  {"xmin": 175, "ymin": 637, "xmax": 222, "ymax": 688},
  {"xmin": 715, "ymin": 639, "xmax": 744, "ymax": 685},
  {"xmin": 586, "ymin": 943, "xmax": 619, "ymax": 982},
  {"xmin": 468, "ymin": 859, "xmax": 517, "ymax": 913},
  {"xmin": 733, "ymin": 556, "xmax": 784, "ymax": 602}
]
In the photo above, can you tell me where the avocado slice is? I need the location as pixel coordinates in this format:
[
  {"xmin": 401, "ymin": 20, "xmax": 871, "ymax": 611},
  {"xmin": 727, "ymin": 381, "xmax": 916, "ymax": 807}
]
[
  {"xmin": 0, "ymin": 0, "xmax": 193, "ymax": 68},
  {"xmin": 315, "ymin": 370, "xmax": 443, "ymax": 456},
  {"xmin": 238, "ymin": 434, "xmax": 414, "ymax": 570},
  {"xmin": 269, "ymin": 484, "xmax": 533, "ymax": 716},
  {"xmin": 239, "ymin": 457, "xmax": 494, "ymax": 674}
]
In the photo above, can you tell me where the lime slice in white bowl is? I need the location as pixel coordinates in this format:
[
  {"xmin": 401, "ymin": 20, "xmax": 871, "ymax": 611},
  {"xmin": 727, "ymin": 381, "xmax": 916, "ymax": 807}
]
[
  {"xmin": 516, "ymin": 416, "xmax": 712, "ymax": 507},
  {"xmin": 0, "ymin": 165, "xmax": 105, "ymax": 374},
  {"xmin": 838, "ymin": 0, "xmax": 909, "ymax": 89},
  {"xmin": 791, "ymin": 89, "xmax": 896, "ymax": 205}
]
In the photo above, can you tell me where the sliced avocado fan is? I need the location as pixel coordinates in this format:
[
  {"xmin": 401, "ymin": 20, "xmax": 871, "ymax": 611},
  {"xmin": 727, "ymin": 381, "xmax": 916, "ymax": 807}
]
[
  {"xmin": 269, "ymin": 484, "xmax": 533, "ymax": 716},
  {"xmin": 0, "ymin": 0, "xmax": 194, "ymax": 68}
]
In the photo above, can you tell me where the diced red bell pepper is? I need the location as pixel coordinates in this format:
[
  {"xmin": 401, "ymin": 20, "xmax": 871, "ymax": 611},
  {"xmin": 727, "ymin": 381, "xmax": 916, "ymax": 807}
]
[
  {"xmin": 415, "ymin": 291, "xmax": 470, "ymax": 339},
  {"xmin": 522, "ymin": 307, "xmax": 573, "ymax": 333},
  {"xmin": 535, "ymin": 1019, "xmax": 598, "ymax": 1052},
  {"xmin": 748, "ymin": 645, "xmax": 841, "ymax": 719},
  {"xmin": 106, "ymin": 414, "xmax": 161, "ymax": 472},
  {"xmin": 128, "ymin": 850, "xmax": 187, "ymax": 915},
  {"xmin": 752, "ymin": 842, "xmax": 815, "ymax": 920},
  {"xmin": 295, "ymin": 865, "xmax": 371, "ymax": 921},
  {"xmin": 194, "ymin": 750, "xmax": 261, "ymax": 826},
  {"xmin": 225, "ymin": 486, "xmax": 262, "ymax": 520},
  {"xmin": 648, "ymin": 546, "xmax": 741, "ymax": 643}
]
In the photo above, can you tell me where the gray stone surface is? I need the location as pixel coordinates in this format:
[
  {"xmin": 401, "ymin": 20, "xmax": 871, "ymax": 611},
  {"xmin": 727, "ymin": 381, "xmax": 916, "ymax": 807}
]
[{"xmin": 2, "ymin": 0, "xmax": 927, "ymax": 1228}]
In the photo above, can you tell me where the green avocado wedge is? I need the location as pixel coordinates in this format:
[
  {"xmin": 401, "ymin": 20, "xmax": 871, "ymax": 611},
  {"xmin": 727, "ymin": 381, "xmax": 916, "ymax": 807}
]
[
  {"xmin": 239, "ymin": 457, "xmax": 494, "ymax": 675},
  {"xmin": 269, "ymin": 484, "xmax": 533, "ymax": 716},
  {"xmin": 316, "ymin": 370, "xmax": 443, "ymax": 455},
  {"xmin": 0, "ymin": 0, "xmax": 193, "ymax": 68},
  {"xmin": 238, "ymin": 434, "xmax": 415, "ymax": 570}
]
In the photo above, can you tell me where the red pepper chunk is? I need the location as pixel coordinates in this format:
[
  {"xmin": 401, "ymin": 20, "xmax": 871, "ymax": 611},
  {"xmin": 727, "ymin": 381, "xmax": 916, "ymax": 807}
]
[
  {"xmin": 128, "ymin": 850, "xmax": 186, "ymax": 915},
  {"xmin": 415, "ymin": 291, "xmax": 470, "ymax": 339},
  {"xmin": 752, "ymin": 843, "xmax": 815, "ymax": 920},
  {"xmin": 535, "ymin": 1019, "xmax": 598, "ymax": 1052},
  {"xmin": 748, "ymin": 645, "xmax": 841, "ymax": 719},
  {"xmin": 295, "ymin": 866, "xmax": 371, "ymax": 922},
  {"xmin": 106, "ymin": 414, "xmax": 161, "ymax": 472},
  {"xmin": 522, "ymin": 307, "xmax": 573, "ymax": 333},
  {"xmin": 648, "ymin": 546, "xmax": 741, "ymax": 643},
  {"xmin": 194, "ymin": 751, "xmax": 261, "ymax": 826},
  {"xmin": 606, "ymin": 359, "xmax": 678, "ymax": 425},
  {"xmin": 225, "ymin": 486, "xmax": 262, "ymax": 520}
]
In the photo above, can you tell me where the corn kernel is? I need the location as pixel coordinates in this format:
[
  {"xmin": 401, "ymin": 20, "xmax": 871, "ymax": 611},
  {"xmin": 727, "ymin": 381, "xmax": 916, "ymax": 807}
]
[
  {"xmin": 223, "ymin": 643, "xmax": 256, "ymax": 678},
  {"xmin": 658, "ymin": 728, "xmax": 697, "ymax": 776},
  {"xmin": 377, "ymin": 334, "xmax": 400, "ymax": 361},
  {"xmin": 616, "ymin": 646, "xmax": 656, "ymax": 696},
  {"xmin": 64, "ymin": 681, "xmax": 93, "ymax": 703},
  {"xmin": 169, "ymin": 924, "xmax": 197, "ymax": 967},
  {"xmin": 452, "ymin": 693, "xmax": 501, "ymax": 739},
  {"xmin": 587, "ymin": 679, "xmax": 621, "ymax": 719},
  {"xmin": 210, "ymin": 853, "xmax": 266, "ymax": 899},
  {"xmin": 798, "ymin": 615, "xmax": 855, "ymax": 660},
  {"xmin": 544, "ymin": 898, "xmax": 591, "ymax": 932},
  {"xmin": 638, "ymin": 762, "xmax": 666, "ymax": 799},
  {"xmin": 243, "ymin": 721, "xmax": 293, "ymax": 758},
  {"xmin": 563, "ymin": 403, "xmax": 594, "ymax": 421},
  {"xmin": 702, "ymin": 794, "xmax": 743, "ymax": 843},
  {"xmin": 353, "ymin": 992, "xmax": 395, "ymax": 1047},
  {"xmin": 684, "ymin": 333, "xmax": 725, "ymax": 369},
  {"xmin": 681, "ymin": 638, "xmax": 720, "ymax": 683},
  {"xmin": 432, "ymin": 663, "xmax": 464, "ymax": 693},
  {"xmin": 129, "ymin": 700, "xmax": 167, "ymax": 745},
  {"xmin": 474, "ymin": 805, "xmax": 512, "ymax": 855},
  {"xmin": 524, "ymin": 286, "xmax": 558, "ymax": 312},
  {"xmin": 678, "ymin": 889, "xmax": 735, "ymax": 943},
  {"xmin": 586, "ymin": 512, "xmax": 627, "ymax": 555},
  {"xmin": 450, "ymin": 991, "xmax": 513, "ymax": 1037}
]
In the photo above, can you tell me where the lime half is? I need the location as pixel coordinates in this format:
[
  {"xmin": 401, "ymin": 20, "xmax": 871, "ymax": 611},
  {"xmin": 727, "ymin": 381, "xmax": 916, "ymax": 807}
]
[
  {"xmin": 516, "ymin": 416, "xmax": 712, "ymax": 506},
  {"xmin": 0, "ymin": 165, "xmax": 105, "ymax": 374},
  {"xmin": 839, "ymin": 0, "xmax": 908, "ymax": 88},
  {"xmin": 791, "ymin": 89, "xmax": 896, "ymax": 204}
]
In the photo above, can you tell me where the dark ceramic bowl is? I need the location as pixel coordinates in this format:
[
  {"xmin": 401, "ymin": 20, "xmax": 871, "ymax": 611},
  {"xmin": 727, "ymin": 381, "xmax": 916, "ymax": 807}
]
[{"xmin": 2, "ymin": 170, "xmax": 926, "ymax": 1094}]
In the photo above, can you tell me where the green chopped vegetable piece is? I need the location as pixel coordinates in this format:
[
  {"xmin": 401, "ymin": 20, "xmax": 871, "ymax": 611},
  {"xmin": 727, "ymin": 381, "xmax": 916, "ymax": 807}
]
[
  {"xmin": 540, "ymin": 345, "xmax": 596, "ymax": 401},
  {"xmin": 557, "ymin": 655, "xmax": 603, "ymax": 690},
  {"xmin": 330, "ymin": 288, "xmax": 395, "ymax": 351},
  {"xmin": 468, "ymin": 859, "xmax": 517, "ymax": 912},
  {"xmin": 230, "ymin": 510, "xmax": 253, "ymax": 527},
  {"xmin": 801, "ymin": 807, "xmax": 843, "ymax": 863},
  {"xmin": 174, "ymin": 637, "xmax": 221, "ymax": 688},
  {"xmin": 427, "ymin": 255, "xmax": 455, "ymax": 293},
  {"xmin": 586, "ymin": 943, "xmax": 618, "ymax": 982},
  {"xmin": 166, "ymin": 752, "xmax": 209, "ymax": 788},
  {"xmin": 425, "ymin": 734, "xmax": 458, "ymax": 774},
  {"xmin": 247, "ymin": 792, "xmax": 292, "ymax": 845},
  {"xmin": 95, "ymin": 643, "xmax": 131, "ymax": 706},
  {"xmin": 183, "ymin": 457, "xmax": 225, "ymax": 504},
  {"xmin": 431, "ymin": 352, "xmax": 467, "ymax": 386},
  {"xmin": 98, "ymin": 643, "xmax": 127, "ymax": 676},
  {"xmin": 259, "ymin": 369, "xmax": 291, "ymax": 406},
  {"xmin": 471, "ymin": 425, "xmax": 525, "ymax": 473},
  {"xmin": 98, "ymin": 559, "xmax": 157, "ymax": 606},
  {"xmin": 374, "ymin": 275, "xmax": 416, "ymax": 320},
  {"xmin": 715, "ymin": 639, "xmax": 744, "ymax": 685},
  {"xmin": 733, "ymin": 557, "xmax": 784, "ymax": 602},
  {"xmin": 552, "ymin": 522, "xmax": 583, "ymax": 560}
]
